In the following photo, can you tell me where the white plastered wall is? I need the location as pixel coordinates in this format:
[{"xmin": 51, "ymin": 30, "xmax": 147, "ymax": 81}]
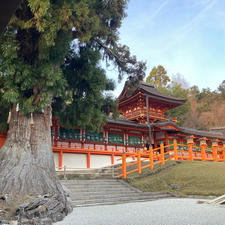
[
  {"xmin": 90, "ymin": 155, "xmax": 111, "ymax": 168},
  {"xmin": 62, "ymin": 153, "xmax": 87, "ymax": 170},
  {"xmin": 55, "ymin": 152, "xmax": 138, "ymax": 170}
]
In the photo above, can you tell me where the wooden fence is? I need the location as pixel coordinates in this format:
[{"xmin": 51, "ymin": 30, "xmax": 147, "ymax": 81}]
[{"xmin": 116, "ymin": 140, "xmax": 225, "ymax": 179}]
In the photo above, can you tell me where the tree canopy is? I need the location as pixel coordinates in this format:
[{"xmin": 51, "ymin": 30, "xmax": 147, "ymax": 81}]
[
  {"xmin": 161, "ymin": 82, "xmax": 190, "ymax": 126},
  {"xmin": 146, "ymin": 65, "xmax": 170, "ymax": 89},
  {"xmin": 146, "ymin": 65, "xmax": 189, "ymax": 125},
  {"xmin": 183, "ymin": 82, "xmax": 225, "ymax": 130},
  {"xmin": 0, "ymin": 0, "xmax": 146, "ymax": 131}
]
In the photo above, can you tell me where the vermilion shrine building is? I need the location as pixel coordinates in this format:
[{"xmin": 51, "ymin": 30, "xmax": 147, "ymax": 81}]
[{"xmin": 0, "ymin": 82, "xmax": 224, "ymax": 169}]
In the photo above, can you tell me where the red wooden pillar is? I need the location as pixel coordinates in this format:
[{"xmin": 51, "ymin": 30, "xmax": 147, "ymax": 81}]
[
  {"xmin": 59, "ymin": 150, "xmax": 63, "ymax": 170},
  {"xmin": 173, "ymin": 139, "xmax": 178, "ymax": 161},
  {"xmin": 149, "ymin": 146, "xmax": 154, "ymax": 169},
  {"xmin": 200, "ymin": 137, "xmax": 207, "ymax": 161},
  {"xmin": 137, "ymin": 149, "xmax": 141, "ymax": 173},
  {"xmin": 111, "ymin": 152, "xmax": 114, "ymax": 164},
  {"xmin": 87, "ymin": 152, "xmax": 91, "ymax": 168},
  {"xmin": 187, "ymin": 136, "xmax": 194, "ymax": 161},
  {"xmin": 122, "ymin": 152, "xmax": 127, "ymax": 179},
  {"xmin": 160, "ymin": 143, "xmax": 165, "ymax": 165},
  {"xmin": 212, "ymin": 139, "xmax": 218, "ymax": 162}
]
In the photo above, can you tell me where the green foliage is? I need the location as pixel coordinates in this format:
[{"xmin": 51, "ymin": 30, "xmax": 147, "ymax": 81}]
[
  {"xmin": 52, "ymin": 45, "xmax": 118, "ymax": 131},
  {"xmin": 146, "ymin": 65, "xmax": 170, "ymax": 89},
  {"xmin": 196, "ymin": 88, "xmax": 212, "ymax": 101},
  {"xmin": 0, "ymin": 77, "xmax": 9, "ymax": 132},
  {"xmin": 218, "ymin": 80, "xmax": 225, "ymax": 99},
  {"xmin": 0, "ymin": 0, "xmax": 146, "ymax": 131},
  {"xmin": 145, "ymin": 65, "xmax": 189, "ymax": 125},
  {"xmin": 161, "ymin": 82, "xmax": 190, "ymax": 126},
  {"xmin": 146, "ymin": 65, "xmax": 190, "ymax": 125},
  {"xmin": 189, "ymin": 85, "xmax": 200, "ymax": 96}
]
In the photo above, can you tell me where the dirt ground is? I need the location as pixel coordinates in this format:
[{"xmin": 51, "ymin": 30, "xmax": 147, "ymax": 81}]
[{"xmin": 0, "ymin": 195, "xmax": 35, "ymax": 222}]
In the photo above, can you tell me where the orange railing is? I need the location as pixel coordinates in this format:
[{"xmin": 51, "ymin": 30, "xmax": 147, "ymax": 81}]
[{"xmin": 116, "ymin": 140, "xmax": 225, "ymax": 179}]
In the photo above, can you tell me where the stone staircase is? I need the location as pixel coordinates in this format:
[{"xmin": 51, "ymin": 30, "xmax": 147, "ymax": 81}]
[{"xmin": 61, "ymin": 179, "xmax": 176, "ymax": 207}]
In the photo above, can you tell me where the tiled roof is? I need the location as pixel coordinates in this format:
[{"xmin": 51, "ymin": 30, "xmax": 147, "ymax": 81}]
[
  {"xmin": 106, "ymin": 117, "xmax": 225, "ymax": 139},
  {"xmin": 138, "ymin": 82, "xmax": 186, "ymax": 105},
  {"xmin": 154, "ymin": 121, "xmax": 225, "ymax": 139},
  {"xmin": 106, "ymin": 117, "xmax": 149, "ymax": 129},
  {"xmin": 118, "ymin": 81, "xmax": 186, "ymax": 106}
]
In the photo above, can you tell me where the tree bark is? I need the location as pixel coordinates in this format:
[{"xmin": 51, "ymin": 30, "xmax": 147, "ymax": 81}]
[{"xmin": 0, "ymin": 105, "xmax": 65, "ymax": 197}]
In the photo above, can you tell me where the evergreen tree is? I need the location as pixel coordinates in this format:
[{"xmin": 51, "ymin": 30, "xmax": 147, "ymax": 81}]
[
  {"xmin": 161, "ymin": 82, "xmax": 190, "ymax": 126},
  {"xmin": 146, "ymin": 65, "xmax": 170, "ymax": 89},
  {"xmin": 53, "ymin": 44, "xmax": 118, "ymax": 131},
  {"xmin": 146, "ymin": 65, "xmax": 189, "ymax": 125},
  {"xmin": 0, "ymin": 0, "xmax": 146, "ymax": 220}
]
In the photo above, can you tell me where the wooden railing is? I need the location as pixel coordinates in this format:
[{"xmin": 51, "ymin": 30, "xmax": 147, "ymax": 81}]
[
  {"xmin": 116, "ymin": 140, "xmax": 225, "ymax": 179},
  {"xmin": 124, "ymin": 108, "xmax": 167, "ymax": 121}
]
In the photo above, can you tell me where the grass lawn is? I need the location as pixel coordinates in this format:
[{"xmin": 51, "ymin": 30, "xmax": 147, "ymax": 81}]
[{"xmin": 126, "ymin": 160, "xmax": 225, "ymax": 197}]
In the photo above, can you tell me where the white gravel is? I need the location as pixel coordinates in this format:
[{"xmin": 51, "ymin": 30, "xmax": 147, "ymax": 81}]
[{"xmin": 55, "ymin": 198, "xmax": 225, "ymax": 225}]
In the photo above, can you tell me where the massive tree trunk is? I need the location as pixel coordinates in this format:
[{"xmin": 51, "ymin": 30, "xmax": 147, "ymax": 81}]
[{"xmin": 0, "ymin": 105, "xmax": 71, "ymax": 221}]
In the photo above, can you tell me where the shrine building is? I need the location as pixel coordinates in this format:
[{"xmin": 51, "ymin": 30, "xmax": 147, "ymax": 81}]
[
  {"xmin": 0, "ymin": 82, "xmax": 224, "ymax": 169},
  {"xmin": 50, "ymin": 82, "xmax": 224, "ymax": 169}
]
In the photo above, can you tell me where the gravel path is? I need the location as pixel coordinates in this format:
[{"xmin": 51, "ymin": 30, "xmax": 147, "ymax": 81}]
[{"xmin": 55, "ymin": 198, "xmax": 225, "ymax": 225}]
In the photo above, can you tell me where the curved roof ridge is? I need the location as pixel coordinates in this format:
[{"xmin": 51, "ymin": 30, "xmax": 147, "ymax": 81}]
[
  {"xmin": 154, "ymin": 120, "xmax": 225, "ymax": 139},
  {"xmin": 138, "ymin": 82, "xmax": 186, "ymax": 102},
  {"xmin": 140, "ymin": 81, "xmax": 154, "ymax": 88}
]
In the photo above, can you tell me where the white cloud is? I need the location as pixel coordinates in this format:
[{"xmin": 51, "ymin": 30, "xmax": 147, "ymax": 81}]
[
  {"xmin": 166, "ymin": 0, "xmax": 217, "ymax": 49},
  {"xmin": 192, "ymin": 0, "xmax": 212, "ymax": 7},
  {"xmin": 149, "ymin": 0, "xmax": 170, "ymax": 22}
]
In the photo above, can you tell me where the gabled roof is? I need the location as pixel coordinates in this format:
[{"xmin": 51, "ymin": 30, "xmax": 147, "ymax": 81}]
[
  {"xmin": 154, "ymin": 121, "xmax": 225, "ymax": 140},
  {"xmin": 118, "ymin": 81, "xmax": 186, "ymax": 107},
  {"xmin": 106, "ymin": 117, "xmax": 225, "ymax": 140},
  {"xmin": 106, "ymin": 117, "xmax": 149, "ymax": 129}
]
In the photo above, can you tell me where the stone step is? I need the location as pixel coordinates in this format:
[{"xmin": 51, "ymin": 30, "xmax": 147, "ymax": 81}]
[
  {"xmin": 67, "ymin": 186, "xmax": 131, "ymax": 192},
  {"xmin": 63, "ymin": 181, "xmax": 127, "ymax": 186},
  {"xmin": 70, "ymin": 192, "xmax": 142, "ymax": 200},
  {"xmin": 63, "ymin": 183, "xmax": 127, "ymax": 188},
  {"xmin": 72, "ymin": 194, "xmax": 172, "ymax": 207},
  {"xmin": 61, "ymin": 178, "xmax": 174, "ymax": 208},
  {"xmin": 61, "ymin": 182, "xmax": 122, "ymax": 186},
  {"xmin": 59, "ymin": 174, "xmax": 117, "ymax": 180},
  {"xmin": 60, "ymin": 179, "xmax": 121, "ymax": 184},
  {"xmin": 70, "ymin": 190, "xmax": 138, "ymax": 197},
  {"xmin": 73, "ymin": 193, "xmax": 170, "ymax": 202}
]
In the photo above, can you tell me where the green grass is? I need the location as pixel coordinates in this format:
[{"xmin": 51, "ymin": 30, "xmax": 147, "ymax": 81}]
[{"xmin": 126, "ymin": 160, "xmax": 225, "ymax": 197}]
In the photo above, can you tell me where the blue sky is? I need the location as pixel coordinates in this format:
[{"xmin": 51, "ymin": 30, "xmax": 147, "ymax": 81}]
[{"xmin": 107, "ymin": 0, "xmax": 225, "ymax": 97}]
